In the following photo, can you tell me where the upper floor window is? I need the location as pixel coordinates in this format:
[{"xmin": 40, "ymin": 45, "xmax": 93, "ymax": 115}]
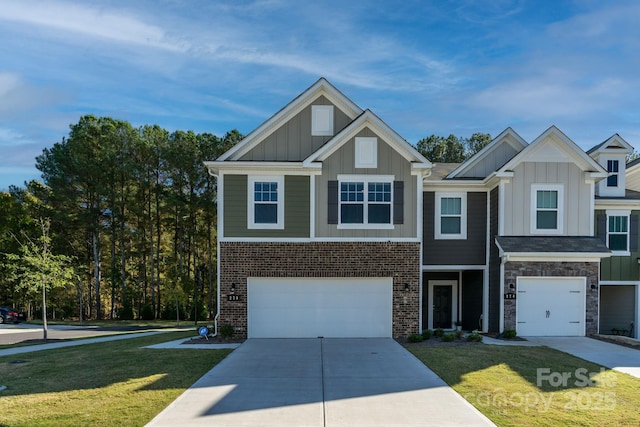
[
  {"xmin": 531, "ymin": 184, "xmax": 564, "ymax": 234},
  {"xmin": 435, "ymin": 192, "xmax": 467, "ymax": 239},
  {"xmin": 607, "ymin": 160, "xmax": 619, "ymax": 187},
  {"xmin": 248, "ymin": 176, "xmax": 284, "ymax": 229},
  {"xmin": 337, "ymin": 175, "xmax": 393, "ymax": 229},
  {"xmin": 607, "ymin": 211, "xmax": 630, "ymax": 254},
  {"xmin": 311, "ymin": 105, "xmax": 334, "ymax": 136}
]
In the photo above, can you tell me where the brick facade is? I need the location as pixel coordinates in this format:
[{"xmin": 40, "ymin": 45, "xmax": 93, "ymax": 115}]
[
  {"xmin": 503, "ymin": 261, "xmax": 599, "ymax": 335},
  {"xmin": 219, "ymin": 241, "xmax": 421, "ymax": 338}
]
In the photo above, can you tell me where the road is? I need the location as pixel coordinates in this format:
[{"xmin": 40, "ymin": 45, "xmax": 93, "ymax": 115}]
[{"xmin": 0, "ymin": 323, "xmax": 172, "ymax": 345}]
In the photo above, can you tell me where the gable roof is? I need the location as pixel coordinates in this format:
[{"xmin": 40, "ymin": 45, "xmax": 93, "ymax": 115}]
[
  {"xmin": 218, "ymin": 78, "xmax": 363, "ymax": 161},
  {"xmin": 587, "ymin": 133, "xmax": 633, "ymax": 156},
  {"xmin": 496, "ymin": 126, "xmax": 607, "ymax": 177},
  {"xmin": 303, "ymin": 109, "xmax": 432, "ymax": 170},
  {"xmin": 447, "ymin": 127, "xmax": 527, "ymax": 179}
]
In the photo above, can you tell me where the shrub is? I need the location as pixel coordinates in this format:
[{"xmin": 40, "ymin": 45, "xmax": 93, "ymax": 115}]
[
  {"xmin": 466, "ymin": 332, "xmax": 483, "ymax": 342},
  {"xmin": 434, "ymin": 328, "xmax": 444, "ymax": 338},
  {"xmin": 441, "ymin": 333, "xmax": 456, "ymax": 342},
  {"xmin": 502, "ymin": 329, "xmax": 517, "ymax": 339},
  {"xmin": 408, "ymin": 333, "xmax": 423, "ymax": 343},
  {"xmin": 219, "ymin": 323, "xmax": 234, "ymax": 340},
  {"xmin": 117, "ymin": 303, "xmax": 134, "ymax": 320},
  {"xmin": 140, "ymin": 304, "xmax": 154, "ymax": 320},
  {"xmin": 421, "ymin": 329, "xmax": 433, "ymax": 340},
  {"xmin": 455, "ymin": 329, "xmax": 463, "ymax": 340}
]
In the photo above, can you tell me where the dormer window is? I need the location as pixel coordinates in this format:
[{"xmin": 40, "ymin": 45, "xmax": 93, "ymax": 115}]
[{"xmin": 607, "ymin": 160, "xmax": 619, "ymax": 187}]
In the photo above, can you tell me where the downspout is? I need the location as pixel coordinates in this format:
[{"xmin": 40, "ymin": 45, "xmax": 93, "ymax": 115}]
[{"xmin": 207, "ymin": 168, "xmax": 220, "ymax": 337}]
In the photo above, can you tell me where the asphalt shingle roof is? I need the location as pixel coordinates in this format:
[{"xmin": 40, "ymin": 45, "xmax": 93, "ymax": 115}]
[{"xmin": 495, "ymin": 236, "xmax": 610, "ymax": 254}]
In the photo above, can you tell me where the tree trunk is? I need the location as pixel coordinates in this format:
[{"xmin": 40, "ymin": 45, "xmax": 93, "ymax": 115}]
[{"xmin": 92, "ymin": 229, "xmax": 102, "ymax": 319}]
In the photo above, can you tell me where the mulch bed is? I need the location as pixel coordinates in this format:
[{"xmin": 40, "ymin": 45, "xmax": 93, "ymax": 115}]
[
  {"xmin": 182, "ymin": 335, "xmax": 245, "ymax": 345},
  {"xmin": 592, "ymin": 334, "xmax": 640, "ymax": 350}
]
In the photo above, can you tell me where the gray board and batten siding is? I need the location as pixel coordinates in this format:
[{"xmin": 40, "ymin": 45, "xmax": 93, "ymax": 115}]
[
  {"xmin": 455, "ymin": 141, "xmax": 521, "ymax": 179},
  {"xmin": 422, "ymin": 191, "xmax": 487, "ymax": 265},
  {"xmin": 315, "ymin": 127, "xmax": 418, "ymax": 239},
  {"xmin": 502, "ymin": 162, "xmax": 592, "ymax": 236},
  {"xmin": 224, "ymin": 175, "xmax": 310, "ymax": 238},
  {"xmin": 239, "ymin": 96, "xmax": 352, "ymax": 162}
]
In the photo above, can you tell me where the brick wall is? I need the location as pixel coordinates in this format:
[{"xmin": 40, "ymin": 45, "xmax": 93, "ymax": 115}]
[
  {"xmin": 219, "ymin": 241, "xmax": 421, "ymax": 338},
  {"xmin": 503, "ymin": 261, "xmax": 599, "ymax": 335}
]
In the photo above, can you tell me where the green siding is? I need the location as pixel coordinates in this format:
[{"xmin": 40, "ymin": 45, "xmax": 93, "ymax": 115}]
[
  {"xmin": 224, "ymin": 175, "xmax": 310, "ymax": 238},
  {"xmin": 597, "ymin": 209, "xmax": 640, "ymax": 281}
]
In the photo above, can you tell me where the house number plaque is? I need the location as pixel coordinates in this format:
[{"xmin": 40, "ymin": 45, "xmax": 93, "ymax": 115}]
[
  {"xmin": 504, "ymin": 292, "xmax": 516, "ymax": 300},
  {"xmin": 227, "ymin": 295, "xmax": 241, "ymax": 302}
]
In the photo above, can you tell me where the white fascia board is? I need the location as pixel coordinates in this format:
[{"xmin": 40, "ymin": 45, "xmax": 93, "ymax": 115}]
[
  {"xmin": 594, "ymin": 199, "xmax": 640, "ymax": 210},
  {"xmin": 504, "ymin": 253, "xmax": 611, "ymax": 262},
  {"xmin": 599, "ymin": 280, "xmax": 640, "ymax": 285},
  {"xmin": 219, "ymin": 237, "xmax": 421, "ymax": 243},
  {"xmin": 422, "ymin": 180, "xmax": 487, "ymax": 191},
  {"xmin": 448, "ymin": 127, "xmax": 528, "ymax": 178},
  {"xmin": 219, "ymin": 78, "xmax": 363, "ymax": 161},
  {"xmin": 208, "ymin": 162, "xmax": 322, "ymax": 176},
  {"xmin": 304, "ymin": 110, "xmax": 432, "ymax": 168}
]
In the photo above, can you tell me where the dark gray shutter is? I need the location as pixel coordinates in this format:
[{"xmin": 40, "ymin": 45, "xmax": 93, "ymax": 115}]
[
  {"xmin": 393, "ymin": 181, "xmax": 404, "ymax": 224},
  {"xmin": 630, "ymin": 215, "xmax": 638, "ymax": 251},
  {"xmin": 596, "ymin": 214, "xmax": 606, "ymax": 244},
  {"xmin": 328, "ymin": 180, "xmax": 338, "ymax": 224}
]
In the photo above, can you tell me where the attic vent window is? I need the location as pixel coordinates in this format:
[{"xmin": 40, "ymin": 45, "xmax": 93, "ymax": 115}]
[
  {"xmin": 311, "ymin": 105, "xmax": 334, "ymax": 136},
  {"xmin": 355, "ymin": 137, "xmax": 377, "ymax": 168}
]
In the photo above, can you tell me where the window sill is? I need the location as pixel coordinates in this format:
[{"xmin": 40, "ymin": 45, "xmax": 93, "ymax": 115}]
[
  {"xmin": 248, "ymin": 223, "xmax": 285, "ymax": 230},
  {"xmin": 610, "ymin": 251, "xmax": 631, "ymax": 257},
  {"xmin": 337, "ymin": 224, "xmax": 395, "ymax": 230},
  {"xmin": 434, "ymin": 234, "xmax": 467, "ymax": 240}
]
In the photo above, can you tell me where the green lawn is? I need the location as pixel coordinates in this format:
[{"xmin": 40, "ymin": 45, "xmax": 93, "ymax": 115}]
[
  {"xmin": 0, "ymin": 331, "xmax": 232, "ymax": 426},
  {"xmin": 408, "ymin": 344, "xmax": 640, "ymax": 427}
]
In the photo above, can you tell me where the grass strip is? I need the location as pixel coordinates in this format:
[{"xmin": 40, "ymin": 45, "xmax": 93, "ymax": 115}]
[
  {"xmin": 0, "ymin": 331, "xmax": 232, "ymax": 426},
  {"xmin": 408, "ymin": 344, "xmax": 640, "ymax": 427}
]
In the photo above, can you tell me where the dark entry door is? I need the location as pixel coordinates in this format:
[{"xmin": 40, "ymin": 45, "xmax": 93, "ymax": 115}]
[{"xmin": 433, "ymin": 285, "xmax": 452, "ymax": 329}]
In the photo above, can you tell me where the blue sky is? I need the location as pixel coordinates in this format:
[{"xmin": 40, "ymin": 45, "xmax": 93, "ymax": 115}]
[{"xmin": 1, "ymin": 0, "xmax": 639, "ymax": 190}]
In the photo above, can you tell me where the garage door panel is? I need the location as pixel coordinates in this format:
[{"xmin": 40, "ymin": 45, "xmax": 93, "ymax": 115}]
[
  {"xmin": 248, "ymin": 277, "xmax": 392, "ymax": 338},
  {"xmin": 516, "ymin": 278, "xmax": 585, "ymax": 336}
]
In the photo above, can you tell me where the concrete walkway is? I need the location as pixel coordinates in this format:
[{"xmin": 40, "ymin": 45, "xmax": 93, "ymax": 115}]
[
  {"xmin": 147, "ymin": 338, "xmax": 495, "ymax": 427},
  {"xmin": 0, "ymin": 330, "xmax": 167, "ymax": 357},
  {"xmin": 526, "ymin": 337, "xmax": 640, "ymax": 379}
]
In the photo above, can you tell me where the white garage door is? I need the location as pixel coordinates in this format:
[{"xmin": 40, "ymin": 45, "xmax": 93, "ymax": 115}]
[
  {"xmin": 516, "ymin": 277, "xmax": 585, "ymax": 336},
  {"xmin": 247, "ymin": 277, "xmax": 392, "ymax": 338}
]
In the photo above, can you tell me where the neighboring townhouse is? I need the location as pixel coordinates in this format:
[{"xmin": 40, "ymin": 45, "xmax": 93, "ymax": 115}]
[
  {"xmin": 592, "ymin": 136, "xmax": 639, "ymax": 338},
  {"xmin": 206, "ymin": 78, "xmax": 637, "ymax": 339}
]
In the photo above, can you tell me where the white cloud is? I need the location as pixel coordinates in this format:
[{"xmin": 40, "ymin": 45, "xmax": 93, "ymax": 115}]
[
  {"xmin": 0, "ymin": 0, "xmax": 185, "ymax": 52},
  {"xmin": 0, "ymin": 72, "xmax": 67, "ymax": 117}
]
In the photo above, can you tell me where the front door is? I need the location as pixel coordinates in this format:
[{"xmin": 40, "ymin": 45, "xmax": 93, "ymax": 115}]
[{"xmin": 433, "ymin": 285, "xmax": 452, "ymax": 329}]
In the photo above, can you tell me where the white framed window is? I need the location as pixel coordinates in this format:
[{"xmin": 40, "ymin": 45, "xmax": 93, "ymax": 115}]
[
  {"xmin": 248, "ymin": 176, "xmax": 284, "ymax": 229},
  {"xmin": 338, "ymin": 174, "xmax": 393, "ymax": 229},
  {"xmin": 311, "ymin": 105, "xmax": 334, "ymax": 136},
  {"xmin": 530, "ymin": 184, "xmax": 563, "ymax": 234},
  {"xmin": 606, "ymin": 210, "xmax": 630, "ymax": 255},
  {"xmin": 435, "ymin": 192, "xmax": 467, "ymax": 239},
  {"xmin": 607, "ymin": 160, "xmax": 619, "ymax": 187},
  {"xmin": 355, "ymin": 137, "xmax": 377, "ymax": 168}
]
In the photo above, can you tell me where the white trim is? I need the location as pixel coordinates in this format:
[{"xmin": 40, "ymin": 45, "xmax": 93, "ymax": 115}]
[
  {"xmin": 310, "ymin": 174, "xmax": 316, "ymax": 239},
  {"xmin": 337, "ymin": 174, "xmax": 395, "ymax": 229},
  {"xmin": 530, "ymin": 184, "xmax": 564, "ymax": 235},
  {"xmin": 219, "ymin": 78, "xmax": 362, "ymax": 161},
  {"xmin": 311, "ymin": 105, "xmax": 334, "ymax": 136},
  {"xmin": 595, "ymin": 200, "xmax": 640, "ymax": 209},
  {"xmin": 499, "ymin": 255, "xmax": 505, "ymax": 333},
  {"xmin": 247, "ymin": 176, "xmax": 285, "ymax": 230},
  {"xmin": 484, "ymin": 190, "xmax": 491, "ymax": 333},
  {"xmin": 599, "ymin": 281, "xmax": 640, "ymax": 286},
  {"xmin": 605, "ymin": 210, "xmax": 631, "ymax": 256},
  {"xmin": 589, "ymin": 180, "xmax": 595, "ymax": 234},
  {"xmin": 422, "ymin": 265, "xmax": 488, "ymax": 271},
  {"xmin": 355, "ymin": 137, "xmax": 378, "ymax": 168},
  {"xmin": 218, "ymin": 174, "xmax": 225, "ymax": 239},
  {"xmin": 435, "ymin": 192, "xmax": 467, "ymax": 240},
  {"xmin": 498, "ymin": 180, "xmax": 506, "ymax": 236},
  {"xmin": 504, "ymin": 254, "xmax": 610, "ymax": 262},
  {"xmin": 219, "ymin": 237, "xmax": 421, "ymax": 243},
  {"xmin": 206, "ymin": 161, "xmax": 322, "ymax": 176},
  {"xmin": 417, "ymin": 174, "xmax": 424, "ymax": 332}
]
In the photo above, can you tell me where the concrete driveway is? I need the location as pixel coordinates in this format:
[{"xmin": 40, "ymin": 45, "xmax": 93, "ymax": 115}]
[
  {"xmin": 526, "ymin": 337, "xmax": 640, "ymax": 379},
  {"xmin": 147, "ymin": 338, "xmax": 494, "ymax": 427}
]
